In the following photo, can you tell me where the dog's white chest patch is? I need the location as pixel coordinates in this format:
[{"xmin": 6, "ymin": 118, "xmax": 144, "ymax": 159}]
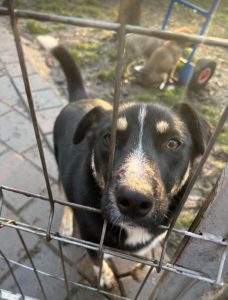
[{"xmin": 122, "ymin": 225, "xmax": 153, "ymax": 246}]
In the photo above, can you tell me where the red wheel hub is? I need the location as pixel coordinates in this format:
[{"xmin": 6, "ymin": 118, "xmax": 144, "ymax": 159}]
[{"xmin": 197, "ymin": 67, "xmax": 212, "ymax": 84}]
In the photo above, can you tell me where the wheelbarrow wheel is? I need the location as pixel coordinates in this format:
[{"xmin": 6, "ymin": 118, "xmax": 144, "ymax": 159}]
[{"xmin": 189, "ymin": 59, "xmax": 216, "ymax": 91}]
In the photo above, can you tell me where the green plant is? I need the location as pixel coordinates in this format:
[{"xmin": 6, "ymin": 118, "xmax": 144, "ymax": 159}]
[
  {"xmin": 25, "ymin": 20, "xmax": 52, "ymax": 34},
  {"xmin": 97, "ymin": 68, "xmax": 115, "ymax": 81}
]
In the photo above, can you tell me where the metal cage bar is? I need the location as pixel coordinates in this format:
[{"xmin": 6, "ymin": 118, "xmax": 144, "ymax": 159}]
[
  {"xmin": 7, "ymin": 0, "xmax": 55, "ymax": 241},
  {"xmin": 57, "ymin": 240, "xmax": 70, "ymax": 298},
  {"xmin": 158, "ymin": 105, "xmax": 228, "ymax": 272},
  {"xmin": 16, "ymin": 228, "xmax": 47, "ymax": 300},
  {"xmin": 0, "ymin": 250, "xmax": 25, "ymax": 298},
  {"xmin": 0, "ymin": 0, "xmax": 227, "ymax": 299},
  {"xmin": 0, "ymin": 7, "xmax": 228, "ymax": 48}
]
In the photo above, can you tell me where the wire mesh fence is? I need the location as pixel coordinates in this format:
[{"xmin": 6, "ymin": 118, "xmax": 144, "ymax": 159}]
[{"xmin": 0, "ymin": 0, "xmax": 228, "ymax": 299}]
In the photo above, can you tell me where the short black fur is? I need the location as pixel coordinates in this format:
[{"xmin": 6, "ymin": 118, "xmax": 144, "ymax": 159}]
[{"xmin": 53, "ymin": 46, "xmax": 209, "ymax": 264}]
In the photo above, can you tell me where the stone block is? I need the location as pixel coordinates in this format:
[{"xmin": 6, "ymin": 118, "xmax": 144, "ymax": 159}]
[
  {"xmin": 36, "ymin": 107, "xmax": 61, "ymax": 134},
  {"xmin": 0, "ymin": 101, "xmax": 11, "ymax": 116},
  {"xmin": 0, "ymin": 32, "xmax": 16, "ymax": 53},
  {"xmin": 1, "ymin": 50, "xmax": 19, "ymax": 65},
  {"xmin": 45, "ymin": 133, "xmax": 54, "ymax": 152},
  {"xmin": 111, "ymin": 256, "xmax": 136, "ymax": 277},
  {"xmin": 6, "ymin": 61, "xmax": 36, "ymax": 77},
  {"xmin": 0, "ymin": 110, "xmax": 36, "ymax": 153},
  {"xmin": 119, "ymin": 269, "xmax": 160, "ymax": 300},
  {"xmin": 0, "ymin": 75, "xmax": 20, "ymax": 106},
  {"xmin": 37, "ymin": 35, "xmax": 59, "ymax": 51},
  {"xmin": 27, "ymin": 88, "xmax": 64, "ymax": 111},
  {"xmin": 0, "ymin": 141, "xmax": 7, "ymax": 154},
  {"xmin": 13, "ymin": 74, "xmax": 50, "ymax": 94},
  {"xmin": 23, "ymin": 142, "xmax": 58, "ymax": 181},
  {"xmin": 0, "ymin": 206, "xmax": 40, "ymax": 281},
  {"xmin": 0, "ymin": 150, "xmax": 47, "ymax": 211}
]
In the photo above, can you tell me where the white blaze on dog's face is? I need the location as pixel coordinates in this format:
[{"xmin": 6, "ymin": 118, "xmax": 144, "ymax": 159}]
[{"xmin": 84, "ymin": 103, "xmax": 206, "ymax": 231}]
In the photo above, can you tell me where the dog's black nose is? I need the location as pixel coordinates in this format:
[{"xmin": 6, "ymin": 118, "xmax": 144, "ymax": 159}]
[{"xmin": 116, "ymin": 187, "xmax": 152, "ymax": 218}]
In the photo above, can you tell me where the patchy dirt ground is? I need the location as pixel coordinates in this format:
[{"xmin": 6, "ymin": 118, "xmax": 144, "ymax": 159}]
[{"xmin": 5, "ymin": 0, "xmax": 227, "ymax": 239}]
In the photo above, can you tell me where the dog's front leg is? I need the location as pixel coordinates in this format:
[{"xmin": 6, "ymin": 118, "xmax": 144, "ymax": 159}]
[
  {"xmin": 93, "ymin": 259, "xmax": 115, "ymax": 289},
  {"xmin": 58, "ymin": 183, "xmax": 74, "ymax": 237},
  {"xmin": 59, "ymin": 205, "xmax": 74, "ymax": 237}
]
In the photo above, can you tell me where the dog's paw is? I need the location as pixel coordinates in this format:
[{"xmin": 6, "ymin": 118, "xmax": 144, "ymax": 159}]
[
  {"xmin": 131, "ymin": 262, "xmax": 152, "ymax": 282},
  {"xmin": 59, "ymin": 206, "xmax": 74, "ymax": 237},
  {"xmin": 94, "ymin": 260, "xmax": 115, "ymax": 289}
]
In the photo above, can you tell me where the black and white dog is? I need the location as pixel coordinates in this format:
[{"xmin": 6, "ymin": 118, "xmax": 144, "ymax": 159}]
[{"xmin": 52, "ymin": 46, "xmax": 209, "ymax": 288}]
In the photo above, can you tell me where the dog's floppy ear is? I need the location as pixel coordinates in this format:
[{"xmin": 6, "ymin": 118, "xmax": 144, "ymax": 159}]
[
  {"xmin": 73, "ymin": 106, "xmax": 106, "ymax": 144},
  {"xmin": 173, "ymin": 103, "xmax": 212, "ymax": 158}
]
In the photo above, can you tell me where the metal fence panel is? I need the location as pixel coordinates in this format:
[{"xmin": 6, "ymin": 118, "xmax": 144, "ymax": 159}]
[{"xmin": 150, "ymin": 166, "xmax": 228, "ymax": 300}]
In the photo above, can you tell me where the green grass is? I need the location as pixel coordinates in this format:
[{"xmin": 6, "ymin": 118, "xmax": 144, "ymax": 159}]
[
  {"xmin": 176, "ymin": 211, "xmax": 196, "ymax": 229},
  {"xmin": 15, "ymin": 0, "xmax": 117, "ymax": 20},
  {"xmin": 69, "ymin": 49, "xmax": 83, "ymax": 65},
  {"xmin": 107, "ymin": 48, "xmax": 118, "ymax": 61},
  {"xmin": 199, "ymin": 104, "xmax": 220, "ymax": 126},
  {"xmin": 97, "ymin": 68, "xmax": 115, "ymax": 82},
  {"xmin": 132, "ymin": 86, "xmax": 187, "ymax": 106},
  {"xmin": 25, "ymin": 20, "xmax": 52, "ymax": 34},
  {"xmin": 198, "ymin": 104, "xmax": 227, "ymax": 162},
  {"xmin": 70, "ymin": 41, "xmax": 102, "ymax": 64}
]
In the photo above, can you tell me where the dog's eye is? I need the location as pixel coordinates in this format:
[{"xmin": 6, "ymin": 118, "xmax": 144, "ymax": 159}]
[
  {"xmin": 103, "ymin": 133, "xmax": 112, "ymax": 146},
  {"xmin": 166, "ymin": 138, "xmax": 182, "ymax": 150}
]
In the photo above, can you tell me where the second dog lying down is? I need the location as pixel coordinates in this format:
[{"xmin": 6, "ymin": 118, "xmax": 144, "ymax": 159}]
[
  {"xmin": 140, "ymin": 40, "xmax": 184, "ymax": 88},
  {"xmin": 124, "ymin": 33, "xmax": 164, "ymax": 67},
  {"xmin": 52, "ymin": 46, "xmax": 209, "ymax": 288}
]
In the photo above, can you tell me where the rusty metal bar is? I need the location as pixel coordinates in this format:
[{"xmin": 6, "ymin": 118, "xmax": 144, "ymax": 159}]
[
  {"xmin": 1, "ymin": 185, "xmax": 101, "ymax": 214},
  {"xmin": 0, "ymin": 217, "xmax": 226, "ymax": 286},
  {"xmin": 0, "ymin": 7, "xmax": 228, "ymax": 48},
  {"xmin": 97, "ymin": 23, "xmax": 126, "ymax": 291},
  {"xmin": 57, "ymin": 240, "xmax": 70, "ymax": 298},
  {"xmin": 97, "ymin": 251, "xmax": 105, "ymax": 291},
  {"xmin": 98, "ymin": 221, "xmax": 108, "ymax": 257},
  {"xmin": 7, "ymin": 0, "xmax": 54, "ymax": 241},
  {"xmin": 107, "ymin": 23, "xmax": 126, "ymax": 181},
  {"xmin": 158, "ymin": 104, "xmax": 228, "ymax": 272},
  {"xmin": 0, "ymin": 187, "xmax": 227, "ymax": 246},
  {"xmin": 0, "ymin": 250, "xmax": 25, "ymax": 299},
  {"xmin": 150, "ymin": 165, "xmax": 228, "ymax": 300},
  {"xmin": 0, "ymin": 255, "xmax": 131, "ymax": 300},
  {"xmin": 16, "ymin": 229, "xmax": 47, "ymax": 300}
]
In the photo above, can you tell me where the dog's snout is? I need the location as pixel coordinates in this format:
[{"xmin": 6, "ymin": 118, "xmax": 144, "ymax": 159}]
[{"xmin": 116, "ymin": 187, "xmax": 152, "ymax": 218}]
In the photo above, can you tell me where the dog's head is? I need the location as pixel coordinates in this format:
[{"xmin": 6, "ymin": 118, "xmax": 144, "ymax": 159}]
[{"xmin": 73, "ymin": 102, "xmax": 209, "ymax": 232}]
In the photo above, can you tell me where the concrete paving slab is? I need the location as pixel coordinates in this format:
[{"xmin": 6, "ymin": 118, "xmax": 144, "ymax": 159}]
[
  {"xmin": 0, "ymin": 140, "xmax": 7, "ymax": 154},
  {"xmin": 1, "ymin": 50, "xmax": 19, "ymax": 65},
  {"xmin": 44, "ymin": 133, "xmax": 54, "ymax": 152},
  {"xmin": 0, "ymin": 34, "xmax": 16, "ymax": 53},
  {"xmin": 0, "ymin": 101, "xmax": 11, "ymax": 116},
  {"xmin": 23, "ymin": 142, "xmax": 58, "ymax": 181},
  {"xmin": 0, "ymin": 110, "xmax": 37, "ymax": 153},
  {"xmin": 111, "ymin": 256, "xmax": 136, "ymax": 277},
  {"xmin": 0, "ymin": 211, "xmax": 40, "ymax": 280},
  {"xmin": 25, "ymin": 88, "xmax": 64, "ymax": 111},
  {"xmin": 13, "ymin": 74, "xmax": 50, "ymax": 94},
  {"xmin": 0, "ymin": 75, "xmax": 20, "ymax": 106},
  {"xmin": 6, "ymin": 61, "xmax": 36, "ymax": 77},
  {"xmin": 21, "ymin": 185, "xmax": 63, "ymax": 233},
  {"xmin": 36, "ymin": 107, "xmax": 62, "ymax": 134},
  {"xmin": 0, "ymin": 150, "xmax": 47, "ymax": 211},
  {"xmin": 0, "ymin": 60, "xmax": 5, "ymax": 76},
  {"xmin": 119, "ymin": 269, "xmax": 161, "ymax": 300}
]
